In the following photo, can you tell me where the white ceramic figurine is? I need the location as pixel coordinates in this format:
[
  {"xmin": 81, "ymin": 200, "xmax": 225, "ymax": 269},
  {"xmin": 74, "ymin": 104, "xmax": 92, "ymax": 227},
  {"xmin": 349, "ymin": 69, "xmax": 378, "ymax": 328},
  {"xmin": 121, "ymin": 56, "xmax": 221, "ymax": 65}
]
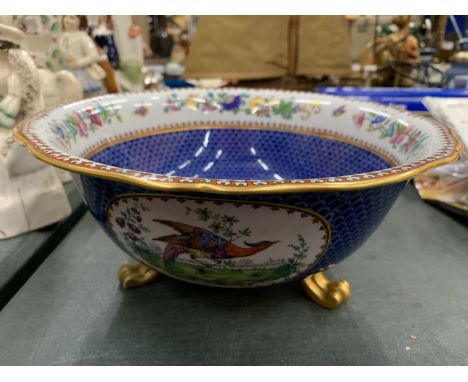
[
  {"xmin": 16, "ymin": 15, "xmax": 83, "ymax": 108},
  {"xmin": 59, "ymin": 15, "xmax": 106, "ymax": 97},
  {"xmin": 15, "ymin": 15, "xmax": 83, "ymax": 183},
  {"xmin": 0, "ymin": 18, "xmax": 71, "ymax": 240},
  {"xmin": 111, "ymin": 15, "xmax": 144, "ymax": 92}
]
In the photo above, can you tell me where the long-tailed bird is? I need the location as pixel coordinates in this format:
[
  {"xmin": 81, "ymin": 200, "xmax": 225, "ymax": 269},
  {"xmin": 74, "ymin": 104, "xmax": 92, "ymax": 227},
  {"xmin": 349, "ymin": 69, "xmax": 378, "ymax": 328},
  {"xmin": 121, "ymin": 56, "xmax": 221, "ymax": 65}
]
[{"xmin": 153, "ymin": 219, "xmax": 279, "ymax": 267}]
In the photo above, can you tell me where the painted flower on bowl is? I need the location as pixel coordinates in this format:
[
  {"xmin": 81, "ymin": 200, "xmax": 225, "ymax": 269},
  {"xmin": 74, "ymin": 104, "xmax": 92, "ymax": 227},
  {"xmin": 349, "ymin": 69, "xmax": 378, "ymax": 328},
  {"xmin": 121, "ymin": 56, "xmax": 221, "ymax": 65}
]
[{"xmin": 222, "ymin": 95, "xmax": 241, "ymax": 111}]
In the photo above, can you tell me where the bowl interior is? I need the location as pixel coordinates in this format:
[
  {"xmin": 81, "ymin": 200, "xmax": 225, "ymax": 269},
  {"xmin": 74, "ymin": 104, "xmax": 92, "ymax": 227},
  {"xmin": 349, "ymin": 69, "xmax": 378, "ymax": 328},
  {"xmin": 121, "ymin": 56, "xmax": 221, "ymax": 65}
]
[
  {"xmin": 17, "ymin": 89, "xmax": 460, "ymax": 191},
  {"xmin": 89, "ymin": 127, "xmax": 393, "ymax": 180}
]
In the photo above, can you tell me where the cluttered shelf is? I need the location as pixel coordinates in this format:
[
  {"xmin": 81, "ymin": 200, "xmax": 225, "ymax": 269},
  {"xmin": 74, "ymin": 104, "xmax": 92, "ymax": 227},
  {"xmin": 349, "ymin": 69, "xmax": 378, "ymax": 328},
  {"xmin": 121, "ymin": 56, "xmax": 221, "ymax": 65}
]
[{"xmin": 0, "ymin": 185, "xmax": 467, "ymax": 365}]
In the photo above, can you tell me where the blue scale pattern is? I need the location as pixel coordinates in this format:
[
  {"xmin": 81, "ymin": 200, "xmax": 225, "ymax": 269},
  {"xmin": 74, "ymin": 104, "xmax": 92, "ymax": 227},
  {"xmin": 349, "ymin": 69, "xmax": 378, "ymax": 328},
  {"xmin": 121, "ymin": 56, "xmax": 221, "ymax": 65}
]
[
  {"xmin": 80, "ymin": 174, "xmax": 406, "ymax": 286},
  {"xmin": 90, "ymin": 128, "xmax": 393, "ymax": 180}
]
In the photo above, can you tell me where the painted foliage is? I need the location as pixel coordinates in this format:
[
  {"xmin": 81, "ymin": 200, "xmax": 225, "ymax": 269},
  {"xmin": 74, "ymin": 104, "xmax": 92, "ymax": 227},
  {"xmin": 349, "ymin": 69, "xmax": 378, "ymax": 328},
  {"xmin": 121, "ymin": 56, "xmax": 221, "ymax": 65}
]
[{"xmin": 107, "ymin": 194, "xmax": 330, "ymax": 287}]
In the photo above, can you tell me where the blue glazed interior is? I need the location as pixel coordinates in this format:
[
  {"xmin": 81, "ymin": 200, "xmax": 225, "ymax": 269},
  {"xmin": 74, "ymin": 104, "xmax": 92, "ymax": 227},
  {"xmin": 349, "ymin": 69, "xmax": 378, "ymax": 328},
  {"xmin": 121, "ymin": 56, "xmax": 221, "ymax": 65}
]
[{"xmin": 90, "ymin": 128, "xmax": 393, "ymax": 180}]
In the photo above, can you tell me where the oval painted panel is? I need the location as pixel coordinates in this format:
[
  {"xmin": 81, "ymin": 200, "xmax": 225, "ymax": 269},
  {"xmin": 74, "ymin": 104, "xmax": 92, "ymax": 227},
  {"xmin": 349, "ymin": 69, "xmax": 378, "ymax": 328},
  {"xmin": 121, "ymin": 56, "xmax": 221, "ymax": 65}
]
[{"xmin": 106, "ymin": 194, "xmax": 331, "ymax": 287}]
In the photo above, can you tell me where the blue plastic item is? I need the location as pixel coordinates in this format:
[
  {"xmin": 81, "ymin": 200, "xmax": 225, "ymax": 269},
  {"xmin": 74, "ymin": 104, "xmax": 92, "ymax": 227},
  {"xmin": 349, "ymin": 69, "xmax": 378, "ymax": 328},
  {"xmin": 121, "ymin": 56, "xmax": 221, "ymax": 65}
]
[
  {"xmin": 316, "ymin": 87, "xmax": 468, "ymax": 111},
  {"xmin": 164, "ymin": 79, "xmax": 195, "ymax": 88}
]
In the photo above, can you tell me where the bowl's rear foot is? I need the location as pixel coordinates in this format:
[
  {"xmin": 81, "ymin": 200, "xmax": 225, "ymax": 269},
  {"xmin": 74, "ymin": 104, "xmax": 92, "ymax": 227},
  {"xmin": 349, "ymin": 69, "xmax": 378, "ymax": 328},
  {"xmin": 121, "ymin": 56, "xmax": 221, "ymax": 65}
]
[
  {"xmin": 301, "ymin": 272, "xmax": 351, "ymax": 309},
  {"xmin": 118, "ymin": 262, "xmax": 160, "ymax": 288}
]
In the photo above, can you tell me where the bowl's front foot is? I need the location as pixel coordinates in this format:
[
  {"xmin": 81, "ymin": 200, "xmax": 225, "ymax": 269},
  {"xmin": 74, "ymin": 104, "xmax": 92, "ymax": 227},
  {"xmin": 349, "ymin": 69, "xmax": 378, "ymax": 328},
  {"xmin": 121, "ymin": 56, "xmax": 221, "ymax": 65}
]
[
  {"xmin": 117, "ymin": 262, "xmax": 160, "ymax": 288},
  {"xmin": 301, "ymin": 272, "xmax": 351, "ymax": 309}
]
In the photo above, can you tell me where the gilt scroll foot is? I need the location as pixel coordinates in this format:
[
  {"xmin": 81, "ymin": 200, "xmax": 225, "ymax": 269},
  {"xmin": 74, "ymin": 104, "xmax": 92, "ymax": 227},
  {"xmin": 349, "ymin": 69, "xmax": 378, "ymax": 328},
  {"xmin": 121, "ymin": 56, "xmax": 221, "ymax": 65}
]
[
  {"xmin": 118, "ymin": 262, "xmax": 160, "ymax": 288},
  {"xmin": 301, "ymin": 272, "xmax": 350, "ymax": 309}
]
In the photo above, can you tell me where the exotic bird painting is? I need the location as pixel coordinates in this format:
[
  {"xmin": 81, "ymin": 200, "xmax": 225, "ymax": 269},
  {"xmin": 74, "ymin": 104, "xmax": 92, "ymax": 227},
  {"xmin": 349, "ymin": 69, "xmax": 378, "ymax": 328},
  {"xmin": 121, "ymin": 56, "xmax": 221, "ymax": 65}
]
[{"xmin": 153, "ymin": 219, "xmax": 279, "ymax": 268}]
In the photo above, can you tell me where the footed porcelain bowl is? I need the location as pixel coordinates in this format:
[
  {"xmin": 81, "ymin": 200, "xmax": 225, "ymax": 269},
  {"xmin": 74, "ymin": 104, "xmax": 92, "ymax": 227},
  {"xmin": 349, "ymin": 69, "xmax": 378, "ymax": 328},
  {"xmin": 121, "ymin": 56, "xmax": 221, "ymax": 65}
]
[{"xmin": 16, "ymin": 89, "xmax": 461, "ymax": 288}]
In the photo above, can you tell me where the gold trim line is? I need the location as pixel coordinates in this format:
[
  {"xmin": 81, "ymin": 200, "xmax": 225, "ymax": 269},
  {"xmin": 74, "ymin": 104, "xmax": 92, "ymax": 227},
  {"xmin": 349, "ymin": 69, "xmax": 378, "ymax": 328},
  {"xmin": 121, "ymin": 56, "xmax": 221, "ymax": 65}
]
[{"xmin": 14, "ymin": 125, "xmax": 463, "ymax": 194}]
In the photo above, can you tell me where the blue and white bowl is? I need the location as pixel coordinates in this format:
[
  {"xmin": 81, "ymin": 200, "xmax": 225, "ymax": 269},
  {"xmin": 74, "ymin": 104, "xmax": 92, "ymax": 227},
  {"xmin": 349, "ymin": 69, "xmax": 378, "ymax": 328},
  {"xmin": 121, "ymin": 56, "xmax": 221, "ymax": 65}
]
[{"xmin": 16, "ymin": 89, "xmax": 462, "ymax": 287}]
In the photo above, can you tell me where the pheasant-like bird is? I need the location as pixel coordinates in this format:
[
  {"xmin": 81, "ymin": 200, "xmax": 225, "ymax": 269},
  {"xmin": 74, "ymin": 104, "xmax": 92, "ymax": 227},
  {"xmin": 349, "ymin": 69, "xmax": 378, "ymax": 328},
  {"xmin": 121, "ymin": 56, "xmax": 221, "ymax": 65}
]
[{"xmin": 153, "ymin": 219, "xmax": 279, "ymax": 267}]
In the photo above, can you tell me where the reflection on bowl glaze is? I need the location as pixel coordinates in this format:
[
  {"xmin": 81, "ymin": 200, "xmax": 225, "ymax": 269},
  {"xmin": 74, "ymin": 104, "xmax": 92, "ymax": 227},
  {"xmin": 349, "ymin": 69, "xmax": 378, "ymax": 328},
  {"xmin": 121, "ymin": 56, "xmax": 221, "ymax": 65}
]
[{"xmin": 15, "ymin": 89, "xmax": 462, "ymax": 287}]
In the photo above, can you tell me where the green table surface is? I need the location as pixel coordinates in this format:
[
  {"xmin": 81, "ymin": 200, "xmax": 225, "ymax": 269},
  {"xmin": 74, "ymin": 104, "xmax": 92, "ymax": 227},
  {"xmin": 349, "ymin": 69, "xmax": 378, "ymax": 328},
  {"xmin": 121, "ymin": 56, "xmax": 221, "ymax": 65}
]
[
  {"xmin": 0, "ymin": 183, "xmax": 87, "ymax": 309},
  {"xmin": 0, "ymin": 186, "xmax": 467, "ymax": 365}
]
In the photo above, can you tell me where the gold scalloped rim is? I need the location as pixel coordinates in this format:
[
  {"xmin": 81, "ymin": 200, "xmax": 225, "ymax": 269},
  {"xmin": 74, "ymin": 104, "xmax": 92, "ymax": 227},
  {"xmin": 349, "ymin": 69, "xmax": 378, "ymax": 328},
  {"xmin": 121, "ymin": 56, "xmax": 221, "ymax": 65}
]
[{"xmin": 14, "ymin": 89, "xmax": 464, "ymax": 194}]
